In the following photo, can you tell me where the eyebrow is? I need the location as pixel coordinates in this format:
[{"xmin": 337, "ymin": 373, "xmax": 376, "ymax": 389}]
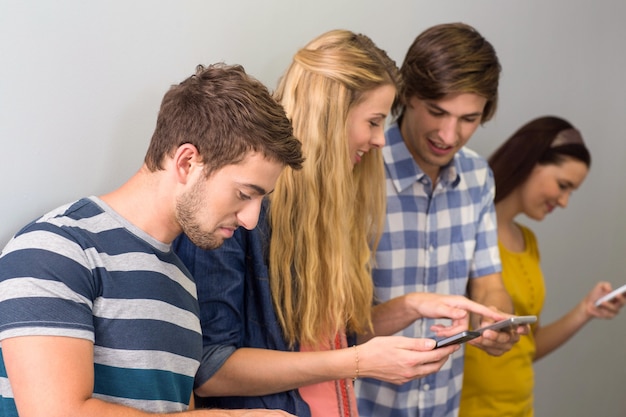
[
  {"xmin": 241, "ymin": 183, "xmax": 270, "ymax": 196},
  {"xmin": 563, "ymin": 180, "xmax": 578, "ymax": 189},
  {"xmin": 427, "ymin": 102, "xmax": 483, "ymax": 118}
]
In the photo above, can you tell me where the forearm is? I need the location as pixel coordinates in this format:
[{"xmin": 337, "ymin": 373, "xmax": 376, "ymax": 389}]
[
  {"xmin": 195, "ymin": 347, "xmax": 356, "ymax": 397},
  {"xmin": 199, "ymin": 335, "xmax": 471, "ymax": 394},
  {"xmin": 40, "ymin": 394, "xmax": 294, "ymax": 417},
  {"xmin": 365, "ymin": 295, "xmax": 421, "ymax": 341},
  {"xmin": 477, "ymin": 287, "xmax": 514, "ymax": 314},
  {"xmin": 15, "ymin": 386, "xmax": 247, "ymax": 417},
  {"xmin": 534, "ymin": 301, "xmax": 591, "ymax": 361},
  {"xmin": 79, "ymin": 398, "xmax": 200, "ymax": 416},
  {"xmin": 468, "ymin": 273, "xmax": 514, "ymax": 325}
]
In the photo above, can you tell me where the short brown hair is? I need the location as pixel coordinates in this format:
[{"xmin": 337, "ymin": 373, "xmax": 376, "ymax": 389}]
[
  {"xmin": 145, "ymin": 63, "xmax": 303, "ymax": 176},
  {"xmin": 395, "ymin": 22, "xmax": 501, "ymax": 123}
]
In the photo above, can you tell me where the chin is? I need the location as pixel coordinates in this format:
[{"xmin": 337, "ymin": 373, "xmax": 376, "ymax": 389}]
[
  {"xmin": 186, "ymin": 232, "xmax": 222, "ymax": 251},
  {"xmin": 528, "ymin": 212, "xmax": 547, "ymax": 222}
]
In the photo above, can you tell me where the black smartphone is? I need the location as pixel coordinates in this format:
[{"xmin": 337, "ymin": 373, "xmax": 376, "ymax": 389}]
[{"xmin": 434, "ymin": 330, "xmax": 481, "ymax": 349}]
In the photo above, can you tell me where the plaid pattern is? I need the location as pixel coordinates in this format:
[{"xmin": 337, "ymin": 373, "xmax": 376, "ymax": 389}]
[{"xmin": 356, "ymin": 123, "xmax": 501, "ymax": 417}]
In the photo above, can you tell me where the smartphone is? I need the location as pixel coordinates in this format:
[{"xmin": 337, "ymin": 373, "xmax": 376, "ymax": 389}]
[
  {"xmin": 594, "ymin": 284, "xmax": 626, "ymax": 307},
  {"xmin": 475, "ymin": 315, "xmax": 537, "ymax": 333},
  {"xmin": 434, "ymin": 331, "xmax": 481, "ymax": 349}
]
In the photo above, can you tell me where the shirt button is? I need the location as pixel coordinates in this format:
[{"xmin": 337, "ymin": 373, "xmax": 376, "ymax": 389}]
[{"xmin": 423, "ymin": 384, "xmax": 430, "ymax": 391}]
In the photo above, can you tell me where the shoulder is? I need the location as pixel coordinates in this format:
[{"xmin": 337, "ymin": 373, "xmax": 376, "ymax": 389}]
[
  {"xmin": 518, "ymin": 224, "xmax": 538, "ymax": 245},
  {"xmin": 453, "ymin": 147, "xmax": 493, "ymax": 192},
  {"xmin": 3, "ymin": 198, "xmax": 94, "ymax": 251},
  {"xmin": 456, "ymin": 147, "xmax": 490, "ymax": 171}
]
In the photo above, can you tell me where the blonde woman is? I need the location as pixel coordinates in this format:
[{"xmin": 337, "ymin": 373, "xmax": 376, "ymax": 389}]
[{"xmin": 174, "ymin": 29, "xmax": 503, "ymax": 417}]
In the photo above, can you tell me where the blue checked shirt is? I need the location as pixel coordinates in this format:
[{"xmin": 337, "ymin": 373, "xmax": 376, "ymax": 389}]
[{"xmin": 356, "ymin": 123, "xmax": 501, "ymax": 417}]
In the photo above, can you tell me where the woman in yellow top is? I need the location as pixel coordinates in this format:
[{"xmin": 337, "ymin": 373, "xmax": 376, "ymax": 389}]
[{"xmin": 460, "ymin": 115, "xmax": 626, "ymax": 417}]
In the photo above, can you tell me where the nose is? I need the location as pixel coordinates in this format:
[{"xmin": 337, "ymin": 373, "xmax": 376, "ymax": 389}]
[
  {"xmin": 557, "ymin": 191, "xmax": 570, "ymax": 208},
  {"xmin": 237, "ymin": 199, "xmax": 263, "ymax": 230},
  {"xmin": 438, "ymin": 117, "xmax": 459, "ymax": 146},
  {"xmin": 370, "ymin": 128, "xmax": 386, "ymax": 149}
]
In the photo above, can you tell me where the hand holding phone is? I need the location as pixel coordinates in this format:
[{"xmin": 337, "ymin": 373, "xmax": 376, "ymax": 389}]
[
  {"xmin": 594, "ymin": 284, "xmax": 626, "ymax": 307},
  {"xmin": 474, "ymin": 315, "xmax": 537, "ymax": 334}
]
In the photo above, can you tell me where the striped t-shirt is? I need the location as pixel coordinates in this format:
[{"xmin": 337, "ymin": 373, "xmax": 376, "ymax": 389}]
[{"xmin": 0, "ymin": 197, "xmax": 202, "ymax": 415}]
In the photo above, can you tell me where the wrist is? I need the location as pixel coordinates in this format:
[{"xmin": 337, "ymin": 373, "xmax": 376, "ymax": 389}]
[
  {"xmin": 407, "ymin": 292, "xmax": 426, "ymax": 318},
  {"xmin": 578, "ymin": 299, "xmax": 595, "ymax": 322},
  {"xmin": 352, "ymin": 345, "xmax": 359, "ymax": 382}
]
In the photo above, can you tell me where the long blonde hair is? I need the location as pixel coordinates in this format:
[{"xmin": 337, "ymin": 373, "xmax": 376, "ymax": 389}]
[{"xmin": 269, "ymin": 29, "xmax": 400, "ymax": 347}]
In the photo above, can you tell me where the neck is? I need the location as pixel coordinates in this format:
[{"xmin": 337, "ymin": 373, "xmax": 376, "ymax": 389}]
[
  {"xmin": 495, "ymin": 191, "xmax": 526, "ymax": 251},
  {"xmin": 495, "ymin": 189, "xmax": 523, "ymax": 227},
  {"xmin": 424, "ymin": 166, "xmax": 440, "ymax": 186},
  {"xmin": 100, "ymin": 165, "xmax": 180, "ymax": 244}
]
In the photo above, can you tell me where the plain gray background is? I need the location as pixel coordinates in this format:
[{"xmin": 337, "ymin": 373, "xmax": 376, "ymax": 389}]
[{"xmin": 1, "ymin": 1, "xmax": 625, "ymax": 415}]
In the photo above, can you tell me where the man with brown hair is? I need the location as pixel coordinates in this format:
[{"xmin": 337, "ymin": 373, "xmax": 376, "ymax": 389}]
[
  {"xmin": 356, "ymin": 23, "xmax": 521, "ymax": 417},
  {"xmin": 0, "ymin": 63, "xmax": 302, "ymax": 417}
]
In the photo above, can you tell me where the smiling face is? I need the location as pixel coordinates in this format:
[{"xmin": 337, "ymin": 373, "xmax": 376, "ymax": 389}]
[
  {"xmin": 346, "ymin": 84, "xmax": 396, "ymax": 166},
  {"xmin": 176, "ymin": 152, "xmax": 283, "ymax": 250},
  {"xmin": 517, "ymin": 157, "xmax": 589, "ymax": 221},
  {"xmin": 400, "ymin": 92, "xmax": 487, "ymax": 182}
]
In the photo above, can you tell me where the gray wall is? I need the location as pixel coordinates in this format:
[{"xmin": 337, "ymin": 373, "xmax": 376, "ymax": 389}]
[{"xmin": 2, "ymin": 1, "xmax": 625, "ymax": 415}]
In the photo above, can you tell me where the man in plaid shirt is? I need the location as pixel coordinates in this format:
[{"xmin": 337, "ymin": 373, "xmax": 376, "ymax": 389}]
[{"xmin": 356, "ymin": 23, "xmax": 522, "ymax": 417}]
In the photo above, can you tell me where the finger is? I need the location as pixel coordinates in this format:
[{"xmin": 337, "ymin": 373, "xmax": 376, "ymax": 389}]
[
  {"xmin": 397, "ymin": 336, "xmax": 437, "ymax": 351},
  {"xmin": 392, "ymin": 355, "xmax": 452, "ymax": 384},
  {"xmin": 428, "ymin": 343, "xmax": 461, "ymax": 356},
  {"xmin": 458, "ymin": 301, "xmax": 507, "ymax": 321},
  {"xmin": 479, "ymin": 329, "xmax": 515, "ymax": 346},
  {"xmin": 467, "ymin": 337, "xmax": 508, "ymax": 355},
  {"xmin": 479, "ymin": 329, "xmax": 499, "ymax": 341},
  {"xmin": 507, "ymin": 332, "xmax": 521, "ymax": 343},
  {"xmin": 430, "ymin": 321, "xmax": 469, "ymax": 337},
  {"xmin": 430, "ymin": 304, "xmax": 468, "ymax": 320},
  {"xmin": 598, "ymin": 303, "xmax": 620, "ymax": 314},
  {"xmin": 402, "ymin": 342, "xmax": 459, "ymax": 369}
]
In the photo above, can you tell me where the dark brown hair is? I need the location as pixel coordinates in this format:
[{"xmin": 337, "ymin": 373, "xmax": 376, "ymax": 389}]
[
  {"xmin": 489, "ymin": 116, "xmax": 591, "ymax": 203},
  {"xmin": 144, "ymin": 63, "xmax": 303, "ymax": 176},
  {"xmin": 395, "ymin": 22, "xmax": 501, "ymax": 122}
]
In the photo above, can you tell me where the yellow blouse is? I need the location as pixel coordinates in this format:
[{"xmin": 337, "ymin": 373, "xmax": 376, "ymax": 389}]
[{"xmin": 460, "ymin": 224, "xmax": 546, "ymax": 417}]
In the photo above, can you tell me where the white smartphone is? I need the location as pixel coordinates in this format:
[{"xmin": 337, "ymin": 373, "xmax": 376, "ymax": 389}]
[
  {"xmin": 474, "ymin": 315, "xmax": 537, "ymax": 333},
  {"xmin": 434, "ymin": 330, "xmax": 481, "ymax": 349},
  {"xmin": 594, "ymin": 284, "xmax": 626, "ymax": 307}
]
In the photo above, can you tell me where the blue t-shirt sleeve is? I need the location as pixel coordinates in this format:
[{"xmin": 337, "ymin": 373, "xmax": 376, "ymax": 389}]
[{"xmin": 0, "ymin": 221, "xmax": 97, "ymax": 342}]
